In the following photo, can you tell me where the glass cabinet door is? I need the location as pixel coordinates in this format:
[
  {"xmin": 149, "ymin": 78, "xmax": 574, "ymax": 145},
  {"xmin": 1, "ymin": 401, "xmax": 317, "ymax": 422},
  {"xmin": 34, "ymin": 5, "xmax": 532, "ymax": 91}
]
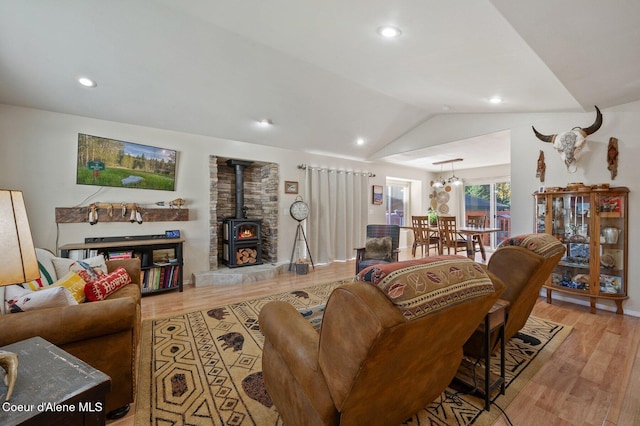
[
  {"xmin": 549, "ymin": 193, "xmax": 591, "ymax": 293},
  {"xmin": 595, "ymin": 192, "xmax": 626, "ymax": 296},
  {"xmin": 534, "ymin": 194, "xmax": 547, "ymax": 233}
]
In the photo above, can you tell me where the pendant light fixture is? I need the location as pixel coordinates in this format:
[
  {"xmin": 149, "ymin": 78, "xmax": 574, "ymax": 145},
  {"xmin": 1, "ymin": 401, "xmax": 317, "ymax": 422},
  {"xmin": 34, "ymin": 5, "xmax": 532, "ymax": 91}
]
[
  {"xmin": 432, "ymin": 164, "xmax": 446, "ymax": 188},
  {"xmin": 432, "ymin": 158, "xmax": 463, "ymax": 187},
  {"xmin": 448, "ymin": 161, "xmax": 463, "ymax": 186}
]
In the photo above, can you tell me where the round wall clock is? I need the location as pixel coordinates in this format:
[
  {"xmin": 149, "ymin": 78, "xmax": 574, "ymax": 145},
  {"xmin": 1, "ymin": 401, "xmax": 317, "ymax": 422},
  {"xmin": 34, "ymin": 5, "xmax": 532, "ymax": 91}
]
[{"xmin": 290, "ymin": 197, "xmax": 309, "ymax": 222}]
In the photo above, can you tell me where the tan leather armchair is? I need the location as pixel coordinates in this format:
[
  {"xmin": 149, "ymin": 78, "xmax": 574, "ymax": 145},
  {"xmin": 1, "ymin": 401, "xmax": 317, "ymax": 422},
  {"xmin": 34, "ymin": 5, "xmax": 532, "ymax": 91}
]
[
  {"xmin": 464, "ymin": 233, "xmax": 565, "ymax": 357},
  {"xmin": 259, "ymin": 257, "xmax": 505, "ymax": 425}
]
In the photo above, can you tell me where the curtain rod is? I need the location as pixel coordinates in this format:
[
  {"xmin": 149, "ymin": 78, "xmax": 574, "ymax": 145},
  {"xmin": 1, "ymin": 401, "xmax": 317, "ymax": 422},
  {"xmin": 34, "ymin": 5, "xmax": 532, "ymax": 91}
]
[{"xmin": 298, "ymin": 164, "xmax": 375, "ymax": 177}]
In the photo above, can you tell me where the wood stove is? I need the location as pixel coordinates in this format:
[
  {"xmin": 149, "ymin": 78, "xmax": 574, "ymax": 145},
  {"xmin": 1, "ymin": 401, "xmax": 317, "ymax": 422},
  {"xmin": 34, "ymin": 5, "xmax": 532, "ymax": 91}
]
[
  {"xmin": 222, "ymin": 218, "xmax": 262, "ymax": 267},
  {"xmin": 221, "ymin": 159, "xmax": 263, "ymax": 268}
]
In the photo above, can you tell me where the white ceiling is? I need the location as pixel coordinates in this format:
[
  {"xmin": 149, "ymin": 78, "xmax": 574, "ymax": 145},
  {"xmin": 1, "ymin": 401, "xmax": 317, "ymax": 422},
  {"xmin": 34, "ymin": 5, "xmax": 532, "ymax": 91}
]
[{"xmin": 1, "ymin": 0, "xmax": 638, "ymax": 172}]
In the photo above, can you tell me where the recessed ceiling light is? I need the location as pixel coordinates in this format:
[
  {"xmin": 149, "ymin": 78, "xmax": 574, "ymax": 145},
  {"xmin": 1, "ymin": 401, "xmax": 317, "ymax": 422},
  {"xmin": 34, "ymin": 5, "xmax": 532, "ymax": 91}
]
[
  {"xmin": 489, "ymin": 96, "xmax": 503, "ymax": 104},
  {"xmin": 377, "ymin": 26, "xmax": 402, "ymax": 39},
  {"xmin": 356, "ymin": 138, "xmax": 365, "ymax": 145},
  {"xmin": 256, "ymin": 119, "xmax": 273, "ymax": 127},
  {"xmin": 77, "ymin": 77, "xmax": 97, "ymax": 88}
]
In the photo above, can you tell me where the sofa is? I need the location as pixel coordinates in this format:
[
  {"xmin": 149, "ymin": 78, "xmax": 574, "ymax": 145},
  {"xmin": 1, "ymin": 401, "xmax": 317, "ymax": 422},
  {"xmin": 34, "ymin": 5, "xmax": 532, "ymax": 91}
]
[
  {"xmin": 259, "ymin": 256, "xmax": 505, "ymax": 425},
  {"xmin": 0, "ymin": 248, "xmax": 141, "ymax": 418}
]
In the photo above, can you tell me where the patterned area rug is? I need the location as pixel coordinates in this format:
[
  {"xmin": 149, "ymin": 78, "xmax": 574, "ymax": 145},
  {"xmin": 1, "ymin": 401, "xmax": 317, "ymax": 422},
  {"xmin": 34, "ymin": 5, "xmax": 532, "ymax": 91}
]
[{"xmin": 135, "ymin": 280, "xmax": 571, "ymax": 425}]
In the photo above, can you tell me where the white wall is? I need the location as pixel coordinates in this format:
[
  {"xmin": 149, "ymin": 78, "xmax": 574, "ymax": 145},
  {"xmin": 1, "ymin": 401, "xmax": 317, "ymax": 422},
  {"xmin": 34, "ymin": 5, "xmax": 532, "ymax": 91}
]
[
  {"xmin": 456, "ymin": 164, "xmax": 511, "ymax": 183},
  {"xmin": 394, "ymin": 103, "xmax": 640, "ymax": 316},
  {"xmin": 3, "ymin": 103, "xmax": 639, "ymax": 316},
  {"xmin": 0, "ymin": 105, "xmax": 429, "ymax": 282}
]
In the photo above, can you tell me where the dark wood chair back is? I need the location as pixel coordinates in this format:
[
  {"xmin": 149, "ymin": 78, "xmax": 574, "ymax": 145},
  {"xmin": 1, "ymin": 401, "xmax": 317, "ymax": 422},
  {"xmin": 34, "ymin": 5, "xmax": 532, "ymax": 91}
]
[
  {"xmin": 437, "ymin": 215, "xmax": 467, "ymax": 255},
  {"xmin": 466, "ymin": 214, "xmax": 488, "ymax": 259},
  {"xmin": 411, "ymin": 216, "xmax": 438, "ymax": 257}
]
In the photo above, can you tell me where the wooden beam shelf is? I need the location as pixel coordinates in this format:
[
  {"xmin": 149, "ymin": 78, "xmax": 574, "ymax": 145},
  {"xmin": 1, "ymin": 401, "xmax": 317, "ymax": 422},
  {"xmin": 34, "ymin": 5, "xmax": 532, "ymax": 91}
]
[{"xmin": 55, "ymin": 207, "xmax": 189, "ymax": 224}]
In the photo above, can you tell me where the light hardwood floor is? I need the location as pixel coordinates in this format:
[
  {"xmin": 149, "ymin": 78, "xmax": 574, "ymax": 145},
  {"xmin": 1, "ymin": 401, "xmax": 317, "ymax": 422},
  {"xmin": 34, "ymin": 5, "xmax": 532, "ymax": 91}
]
[{"xmin": 112, "ymin": 249, "xmax": 640, "ymax": 425}]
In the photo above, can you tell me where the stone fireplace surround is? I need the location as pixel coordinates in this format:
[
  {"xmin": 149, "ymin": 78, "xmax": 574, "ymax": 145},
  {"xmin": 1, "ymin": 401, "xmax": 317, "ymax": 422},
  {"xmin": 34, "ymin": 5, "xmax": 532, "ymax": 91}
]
[{"xmin": 208, "ymin": 156, "xmax": 279, "ymax": 271}]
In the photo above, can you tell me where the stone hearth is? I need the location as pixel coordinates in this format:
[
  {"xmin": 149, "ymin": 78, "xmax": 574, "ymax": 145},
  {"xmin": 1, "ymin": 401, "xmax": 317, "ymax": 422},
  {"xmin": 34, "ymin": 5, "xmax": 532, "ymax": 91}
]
[{"xmin": 193, "ymin": 262, "xmax": 290, "ymax": 286}]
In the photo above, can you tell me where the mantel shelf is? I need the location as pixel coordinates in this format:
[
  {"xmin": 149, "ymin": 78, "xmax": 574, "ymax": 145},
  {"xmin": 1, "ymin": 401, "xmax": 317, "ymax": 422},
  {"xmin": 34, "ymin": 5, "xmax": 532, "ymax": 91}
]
[{"xmin": 55, "ymin": 207, "xmax": 189, "ymax": 223}]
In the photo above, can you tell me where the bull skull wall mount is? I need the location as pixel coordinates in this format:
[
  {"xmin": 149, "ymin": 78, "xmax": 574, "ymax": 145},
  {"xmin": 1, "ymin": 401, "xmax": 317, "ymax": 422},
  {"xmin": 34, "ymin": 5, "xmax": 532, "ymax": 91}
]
[{"xmin": 532, "ymin": 106, "xmax": 602, "ymax": 173}]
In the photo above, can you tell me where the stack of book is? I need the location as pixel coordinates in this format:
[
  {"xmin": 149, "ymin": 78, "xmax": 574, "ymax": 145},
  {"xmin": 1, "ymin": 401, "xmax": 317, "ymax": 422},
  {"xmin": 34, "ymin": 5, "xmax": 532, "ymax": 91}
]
[
  {"xmin": 142, "ymin": 265, "xmax": 180, "ymax": 293},
  {"xmin": 108, "ymin": 250, "xmax": 133, "ymax": 260}
]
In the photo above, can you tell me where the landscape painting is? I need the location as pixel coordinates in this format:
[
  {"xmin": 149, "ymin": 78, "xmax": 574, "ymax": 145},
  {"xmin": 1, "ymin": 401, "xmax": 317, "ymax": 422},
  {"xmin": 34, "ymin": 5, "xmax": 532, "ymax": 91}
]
[{"xmin": 76, "ymin": 133, "xmax": 177, "ymax": 191}]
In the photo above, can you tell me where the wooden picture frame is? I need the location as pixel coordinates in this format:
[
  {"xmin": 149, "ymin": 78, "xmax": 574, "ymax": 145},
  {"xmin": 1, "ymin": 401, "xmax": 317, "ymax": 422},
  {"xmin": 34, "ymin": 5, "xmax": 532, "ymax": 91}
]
[
  {"xmin": 285, "ymin": 181, "xmax": 299, "ymax": 194},
  {"xmin": 372, "ymin": 185, "xmax": 383, "ymax": 205}
]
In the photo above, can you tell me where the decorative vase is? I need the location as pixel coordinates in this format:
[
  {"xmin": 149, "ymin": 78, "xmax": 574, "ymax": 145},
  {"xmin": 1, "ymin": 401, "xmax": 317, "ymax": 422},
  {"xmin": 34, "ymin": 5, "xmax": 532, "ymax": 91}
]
[{"xmin": 602, "ymin": 226, "xmax": 619, "ymax": 244}]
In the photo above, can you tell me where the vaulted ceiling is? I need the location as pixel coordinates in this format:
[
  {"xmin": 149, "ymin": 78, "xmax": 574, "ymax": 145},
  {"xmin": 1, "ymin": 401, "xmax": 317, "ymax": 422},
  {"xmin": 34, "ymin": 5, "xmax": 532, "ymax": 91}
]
[{"xmin": 1, "ymin": 1, "xmax": 638, "ymax": 171}]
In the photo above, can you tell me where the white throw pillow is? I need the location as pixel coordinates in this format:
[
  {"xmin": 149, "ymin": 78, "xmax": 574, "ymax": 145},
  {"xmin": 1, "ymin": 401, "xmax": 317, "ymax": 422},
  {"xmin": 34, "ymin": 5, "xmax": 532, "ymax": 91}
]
[{"xmin": 5, "ymin": 286, "xmax": 77, "ymax": 313}]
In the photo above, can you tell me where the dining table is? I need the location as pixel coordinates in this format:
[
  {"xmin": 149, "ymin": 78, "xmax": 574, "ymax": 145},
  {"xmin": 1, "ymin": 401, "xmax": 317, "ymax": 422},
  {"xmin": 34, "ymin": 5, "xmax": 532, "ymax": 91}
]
[
  {"xmin": 403, "ymin": 224, "xmax": 501, "ymax": 261},
  {"xmin": 454, "ymin": 227, "xmax": 501, "ymax": 261}
]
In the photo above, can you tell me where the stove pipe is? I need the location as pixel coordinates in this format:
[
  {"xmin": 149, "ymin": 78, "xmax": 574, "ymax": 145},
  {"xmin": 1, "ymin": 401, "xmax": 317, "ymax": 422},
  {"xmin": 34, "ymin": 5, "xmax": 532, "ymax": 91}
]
[{"xmin": 227, "ymin": 159, "xmax": 253, "ymax": 219}]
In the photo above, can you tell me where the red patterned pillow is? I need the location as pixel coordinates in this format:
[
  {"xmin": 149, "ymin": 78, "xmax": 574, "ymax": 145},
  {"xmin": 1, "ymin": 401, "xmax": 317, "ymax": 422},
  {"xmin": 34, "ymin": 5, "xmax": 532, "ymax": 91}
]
[{"xmin": 84, "ymin": 267, "xmax": 132, "ymax": 302}]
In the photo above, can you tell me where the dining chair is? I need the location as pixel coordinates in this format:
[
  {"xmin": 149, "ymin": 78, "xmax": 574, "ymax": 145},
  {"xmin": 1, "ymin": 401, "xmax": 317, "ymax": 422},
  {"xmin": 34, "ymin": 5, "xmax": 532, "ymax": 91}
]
[
  {"xmin": 411, "ymin": 216, "xmax": 439, "ymax": 257},
  {"xmin": 437, "ymin": 215, "xmax": 467, "ymax": 256},
  {"xmin": 467, "ymin": 214, "xmax": 487, "ymax": 260}
]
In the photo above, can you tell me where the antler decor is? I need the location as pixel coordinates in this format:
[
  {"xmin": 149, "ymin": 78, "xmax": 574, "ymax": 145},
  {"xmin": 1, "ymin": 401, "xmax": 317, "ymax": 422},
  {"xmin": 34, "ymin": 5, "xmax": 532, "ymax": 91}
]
[
  {"xmin": 55, "ymin": 198, "xmax": 189, "ymax": 224},
  {"xmin": 169, "ymin": 198, "xmax": 186, "ymax": 209},
  {"xmin": 532, "ymin": 106, "xmax": 602, "ymax": 173},
  {"xmin": 0, "ymin": 350, "xmax": 18, "ymax": 402}
]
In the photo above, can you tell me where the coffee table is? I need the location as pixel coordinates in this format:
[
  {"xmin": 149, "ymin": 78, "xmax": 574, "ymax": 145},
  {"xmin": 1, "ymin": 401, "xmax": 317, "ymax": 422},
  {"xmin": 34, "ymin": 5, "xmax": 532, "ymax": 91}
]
[{"xmin": 0, "ymin": 336, "xmax": 110, "ymax": 425}]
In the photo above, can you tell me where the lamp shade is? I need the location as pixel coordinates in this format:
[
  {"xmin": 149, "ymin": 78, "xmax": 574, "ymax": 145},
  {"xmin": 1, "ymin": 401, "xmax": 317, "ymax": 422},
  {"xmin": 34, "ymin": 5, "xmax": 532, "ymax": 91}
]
[{"xmin": 0, "ymin": 190, "xmax": 40, "ymax": 286}]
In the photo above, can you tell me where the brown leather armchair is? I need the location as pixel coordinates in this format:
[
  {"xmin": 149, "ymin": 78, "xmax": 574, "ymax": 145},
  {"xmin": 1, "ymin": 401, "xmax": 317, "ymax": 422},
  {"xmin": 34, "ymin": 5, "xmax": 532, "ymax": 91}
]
[
  {"xmin": 259, "ymin": 257, "xmax": 505, "ymax": 425},
  {"xmin": 464, "ymin": 233, "xmax": 565, "ymax": 357}
]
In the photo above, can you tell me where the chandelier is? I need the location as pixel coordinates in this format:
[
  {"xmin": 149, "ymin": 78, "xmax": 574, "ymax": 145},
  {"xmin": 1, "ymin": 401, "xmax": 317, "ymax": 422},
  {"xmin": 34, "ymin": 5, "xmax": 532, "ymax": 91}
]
[{"xmin": 432, "ymin": 158, "xmax": 463, "ymax": 187}]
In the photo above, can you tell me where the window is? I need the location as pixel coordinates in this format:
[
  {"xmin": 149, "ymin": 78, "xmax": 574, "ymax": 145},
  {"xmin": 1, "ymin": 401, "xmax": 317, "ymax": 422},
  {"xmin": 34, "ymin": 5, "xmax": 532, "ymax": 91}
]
[
  {"xmin": 464, "ymin": 180, "xmax": 511, "ymax": 248},
  {"xmin": 385, "ymin": 180, "xmax": 410, "ymax": 226}
]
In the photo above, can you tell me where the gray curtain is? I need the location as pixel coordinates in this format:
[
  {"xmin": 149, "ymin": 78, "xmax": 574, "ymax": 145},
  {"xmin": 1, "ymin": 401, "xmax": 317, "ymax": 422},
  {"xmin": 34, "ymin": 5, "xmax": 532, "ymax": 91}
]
[{"xmin": 304, "ymin": 167, "xmax": 368, "ymax": 264}]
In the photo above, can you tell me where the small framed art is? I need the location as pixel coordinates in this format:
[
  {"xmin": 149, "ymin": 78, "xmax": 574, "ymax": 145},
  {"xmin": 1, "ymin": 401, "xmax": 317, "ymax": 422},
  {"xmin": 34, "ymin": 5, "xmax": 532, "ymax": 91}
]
[
  {"xmin": 285, "ymin": 181, "xmax": 299, "ymax": 194},
  {"xmin": 372, "ymin": 185, "xmax": 383, "ymax": 205}
]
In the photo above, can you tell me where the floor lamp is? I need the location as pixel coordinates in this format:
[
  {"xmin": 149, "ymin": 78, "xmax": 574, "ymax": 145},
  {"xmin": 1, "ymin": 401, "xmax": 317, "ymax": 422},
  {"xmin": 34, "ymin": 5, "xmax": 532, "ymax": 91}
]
[{"xmin": 0, "ymin": 190, "xmax": 40, "ymax": 401}]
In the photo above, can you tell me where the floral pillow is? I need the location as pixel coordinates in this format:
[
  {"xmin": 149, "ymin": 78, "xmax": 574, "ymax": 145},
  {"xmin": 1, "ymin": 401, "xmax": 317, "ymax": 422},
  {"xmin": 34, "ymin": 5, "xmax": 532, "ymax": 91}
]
[{"xmin": 51, "ymin": 255, "xmax": 108, "ymax": 283}]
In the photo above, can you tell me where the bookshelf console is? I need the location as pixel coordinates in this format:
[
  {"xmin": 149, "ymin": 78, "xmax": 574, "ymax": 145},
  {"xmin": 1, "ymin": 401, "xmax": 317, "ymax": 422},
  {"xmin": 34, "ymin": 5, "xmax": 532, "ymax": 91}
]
[{"xmin": 59, "ymin": 238, "xmax": 185, "ymax": 294}]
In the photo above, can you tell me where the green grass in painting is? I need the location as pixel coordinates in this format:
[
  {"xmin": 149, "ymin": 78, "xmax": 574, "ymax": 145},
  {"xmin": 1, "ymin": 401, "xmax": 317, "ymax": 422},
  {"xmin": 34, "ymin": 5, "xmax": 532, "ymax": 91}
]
[{"xmin": 77, "ymin": 167, "xmax": 175, "ymax": 191}]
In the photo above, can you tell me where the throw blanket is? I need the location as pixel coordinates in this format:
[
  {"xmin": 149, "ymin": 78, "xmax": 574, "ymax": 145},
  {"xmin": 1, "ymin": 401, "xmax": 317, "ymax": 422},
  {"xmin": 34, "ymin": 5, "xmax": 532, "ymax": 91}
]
[
  {"xmin": 357, "ymin": 256, "xmax": 495, "ymax": 320},
  {"xmin": 498, "ymin": 233, "xmax": 565, "ymax": 259}
]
